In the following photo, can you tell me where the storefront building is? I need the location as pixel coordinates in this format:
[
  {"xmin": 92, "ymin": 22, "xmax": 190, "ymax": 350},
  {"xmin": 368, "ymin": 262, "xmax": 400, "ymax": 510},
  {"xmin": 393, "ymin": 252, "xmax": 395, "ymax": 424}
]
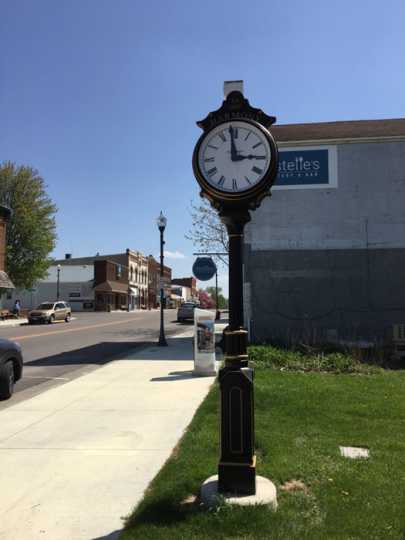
[
  {"xmin": 244, "ymin": 118, "xmax": 405, "ymax": 345},
  {"xmin": 148, "ymin": 256, "xmax": 172, "ymax": 308},
  {"xmin": 5, "ymin": 249, "xmax": 154, "ymax": 312},
  {"xmin": 94, "ymin": 259, "xmax": 129, "ymax": 311},
  {"xmin": 0, "ymin": 205, "xmax": 15, "ymax": 303}
]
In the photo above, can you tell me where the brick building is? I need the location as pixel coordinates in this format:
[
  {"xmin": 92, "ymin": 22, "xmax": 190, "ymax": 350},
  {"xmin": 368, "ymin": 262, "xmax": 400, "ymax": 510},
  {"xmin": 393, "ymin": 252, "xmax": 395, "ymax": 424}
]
[
  {"xmin": 5, "ymin": 249, "xmax": 154, "ymax": 312},
  {"xmin": 52, "ymin": 250, "xmax": 149, "ymax": 311},
  {"xmin": 0, "ymin": 205, "xmax": 14, "ymax": 296},
  {"xmin": 171, "ymin": 277, "xmax": 197, "ymax": 298},
  {"xmin": 148, "ymin": 255, "xmax": 172, "ymax": 308},
  {"xmin": 94, "ymin": 259, "xmax": 129, "ymax": 311}
]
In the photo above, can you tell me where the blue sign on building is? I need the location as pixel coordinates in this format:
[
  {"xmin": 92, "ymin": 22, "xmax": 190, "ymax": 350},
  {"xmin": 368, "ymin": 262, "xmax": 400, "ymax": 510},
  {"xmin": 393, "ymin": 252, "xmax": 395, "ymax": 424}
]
[{"xmin": 274, "ymin": 149, "xmax": 330, "ymax": 187}]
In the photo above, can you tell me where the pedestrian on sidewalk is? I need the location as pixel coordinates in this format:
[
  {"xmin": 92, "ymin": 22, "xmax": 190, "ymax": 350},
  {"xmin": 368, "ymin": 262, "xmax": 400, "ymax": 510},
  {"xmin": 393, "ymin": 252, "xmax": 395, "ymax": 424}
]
[{"xmin": 13, "ymin": 299, "xmax": 21, "ymax": 318}]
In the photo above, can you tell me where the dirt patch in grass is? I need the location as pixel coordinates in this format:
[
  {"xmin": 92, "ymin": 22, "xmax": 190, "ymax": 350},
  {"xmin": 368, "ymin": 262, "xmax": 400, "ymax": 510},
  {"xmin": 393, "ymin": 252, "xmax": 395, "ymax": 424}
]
[{"xmin": 280, "ymin": 479, "xmax": 309, "ymax": 494}]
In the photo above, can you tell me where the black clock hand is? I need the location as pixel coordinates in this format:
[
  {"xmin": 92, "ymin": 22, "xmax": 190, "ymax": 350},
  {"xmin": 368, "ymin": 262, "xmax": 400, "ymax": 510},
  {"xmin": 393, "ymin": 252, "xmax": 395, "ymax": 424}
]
[
  {"xmin": 237, "ymin": 154, "xmax": 266, "ymax": 160},
  {"xmin": 229, "ymin": 125, "xmax": 239, "ymax": 161}
]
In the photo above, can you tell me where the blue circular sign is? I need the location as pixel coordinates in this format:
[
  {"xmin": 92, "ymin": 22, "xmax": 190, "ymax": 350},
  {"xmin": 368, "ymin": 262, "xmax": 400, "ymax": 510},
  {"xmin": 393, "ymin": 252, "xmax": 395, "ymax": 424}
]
[{"xmin": 192, "ymin": 257, "xmax": 217, "ymax": 281}]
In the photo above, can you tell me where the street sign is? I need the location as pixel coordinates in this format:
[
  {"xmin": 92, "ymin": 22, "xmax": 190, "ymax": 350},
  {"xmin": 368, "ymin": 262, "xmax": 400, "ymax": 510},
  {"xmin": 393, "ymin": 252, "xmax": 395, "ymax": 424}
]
[{"xmin": 192, "ymin": 257, "xmax": 217, "ymax": 281}]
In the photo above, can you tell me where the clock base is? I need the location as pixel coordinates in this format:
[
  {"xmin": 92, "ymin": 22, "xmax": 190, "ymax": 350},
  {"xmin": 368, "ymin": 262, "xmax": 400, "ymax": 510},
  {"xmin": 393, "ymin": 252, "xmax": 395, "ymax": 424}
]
[
  {"xmin": 218, "ymin": 363, "xmax": 256, "ymax": 495},
  {"xmin": 218, "ymin": 456, "xmax": 257, "ymax": 495}
]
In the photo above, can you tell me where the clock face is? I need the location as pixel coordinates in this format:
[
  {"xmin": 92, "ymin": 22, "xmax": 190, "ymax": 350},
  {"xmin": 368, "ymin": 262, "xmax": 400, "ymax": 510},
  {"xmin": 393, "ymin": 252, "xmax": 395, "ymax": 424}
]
[{"xmin": 197, "ymin": 120, "xmax": 272, "ymax": 193}]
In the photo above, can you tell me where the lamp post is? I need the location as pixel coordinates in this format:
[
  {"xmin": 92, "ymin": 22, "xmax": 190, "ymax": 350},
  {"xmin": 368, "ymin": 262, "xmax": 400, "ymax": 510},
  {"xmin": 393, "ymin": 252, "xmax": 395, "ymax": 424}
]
[
  {"xmin": 157, "ymin": 211, "xmax": 168, "ymax": 347},
  {"xmin": 56, "ymin": 264, "xmax": 61, "ymax": 301}
]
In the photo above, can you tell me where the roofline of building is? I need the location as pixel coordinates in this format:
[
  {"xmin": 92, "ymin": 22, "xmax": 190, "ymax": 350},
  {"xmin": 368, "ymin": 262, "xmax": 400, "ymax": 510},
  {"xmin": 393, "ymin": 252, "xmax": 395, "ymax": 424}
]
[
  {"xmin": 276, "ymin": 135, "xmax": 405, "ymax": 147},
  {"xmin": 53, "ymin": 251, "xmax": 148, "ymax": 266},
  {"xmin": 272, "ymin": 117, "xmax": 405, "ymax": 144}
]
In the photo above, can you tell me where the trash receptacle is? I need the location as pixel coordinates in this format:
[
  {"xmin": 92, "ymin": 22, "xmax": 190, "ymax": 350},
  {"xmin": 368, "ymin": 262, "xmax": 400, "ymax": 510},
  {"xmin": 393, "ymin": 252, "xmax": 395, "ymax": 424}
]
[{"xmin": 193, "ymin": 308, "xmax": 217, "ymax": 376}]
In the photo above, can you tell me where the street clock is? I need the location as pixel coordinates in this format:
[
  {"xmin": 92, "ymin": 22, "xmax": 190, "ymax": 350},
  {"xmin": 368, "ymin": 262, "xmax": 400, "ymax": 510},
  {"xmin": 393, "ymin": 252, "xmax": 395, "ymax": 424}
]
[{"xmin": 192, "ymin": 90, "xmax": 278, "ymax": 211}]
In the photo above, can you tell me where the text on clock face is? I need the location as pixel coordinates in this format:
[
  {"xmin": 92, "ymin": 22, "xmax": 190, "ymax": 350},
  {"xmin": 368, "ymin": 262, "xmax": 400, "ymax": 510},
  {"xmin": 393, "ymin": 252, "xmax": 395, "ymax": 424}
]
[{"xmin": 198, "ymin": 121, "xmax": 272, "ymax": 192}]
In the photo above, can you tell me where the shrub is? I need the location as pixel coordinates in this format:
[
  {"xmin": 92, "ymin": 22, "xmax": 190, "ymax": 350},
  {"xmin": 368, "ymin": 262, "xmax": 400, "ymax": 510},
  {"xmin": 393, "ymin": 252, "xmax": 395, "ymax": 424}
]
[{"xmin": 248, "ymin": 345, "xmax": 381, "ymax": 374}]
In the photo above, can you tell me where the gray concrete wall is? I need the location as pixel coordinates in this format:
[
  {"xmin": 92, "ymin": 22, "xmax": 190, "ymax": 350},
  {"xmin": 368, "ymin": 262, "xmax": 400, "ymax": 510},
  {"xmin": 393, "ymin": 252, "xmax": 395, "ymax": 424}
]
[
  {"xmin": 245, "ymin": 247, "xmax": 405, "ymax": 344},
  {"xmin": 245, "ymin": 140, "xmax": 405, "ymax": 251},
  {"xmin": 244, "ymin": 140, "xmax": 405, "ymax": 344}
]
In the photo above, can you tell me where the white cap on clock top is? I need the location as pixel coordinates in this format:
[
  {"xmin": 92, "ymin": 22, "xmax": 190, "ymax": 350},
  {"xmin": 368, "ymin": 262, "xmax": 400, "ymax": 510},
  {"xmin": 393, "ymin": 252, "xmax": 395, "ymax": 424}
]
[{"xmin": 223, "ymin": 80, "xmax": 244, "ymax": 98}]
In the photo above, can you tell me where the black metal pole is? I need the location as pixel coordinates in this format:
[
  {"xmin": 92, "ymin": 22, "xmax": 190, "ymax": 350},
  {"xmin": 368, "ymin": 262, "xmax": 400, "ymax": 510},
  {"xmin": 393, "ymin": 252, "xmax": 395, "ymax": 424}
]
[
  {"xmin": 217, "ymin": 210, "xmax": 255, "ymax": 495},
  {"xmin": 57, "ymin": 268, "xmax": 60, "ymax": 301},
  {"xmin": 215, "ymin": 269, "xmax": 220, "ymax": 321},
  {"xmin": 158, "ymin": 227, "xmax": 167, "ymax": 346},
  {"xmin": 228, "ymin": 228, "xmax": 244, "ymax": 330}
]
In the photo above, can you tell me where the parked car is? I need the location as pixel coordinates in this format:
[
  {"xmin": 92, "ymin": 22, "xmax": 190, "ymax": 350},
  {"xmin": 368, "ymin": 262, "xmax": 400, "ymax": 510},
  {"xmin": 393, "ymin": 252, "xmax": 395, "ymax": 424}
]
[
  {"xmin": 28, "ymin": 301, "xmax": 71, "ymax": 324},
  {"xmin": 177, "ymin": 302, "xmax": 199, "ymax": 323},
  {"xmin": 0, "ymin": 339, "xmax": 23, "ymax": 400}
]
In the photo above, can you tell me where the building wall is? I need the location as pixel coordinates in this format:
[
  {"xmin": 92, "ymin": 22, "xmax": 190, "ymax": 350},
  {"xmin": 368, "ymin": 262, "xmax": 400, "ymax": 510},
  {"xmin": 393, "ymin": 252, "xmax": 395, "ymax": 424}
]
[
  {"xmin": 4, "ymin": 281, "xmax": 95, "ymax": 311},
  {"xmin": 171, "ymin": 277, "xmax": 197, "ymax": 298},
  {"xmin": 245, "ymin": 140, "xmax": 405, "ymax": 344},
  {"xmin": 0, "ymin": 220, "xmax": 6, "ymax": 272},
  {"xmin": 44, "ymin": 265, "xmax": 94, "ymax": 282},
  {"xmin": 127, "ymin": 250, "xmax": 148, "ymax": 308}
]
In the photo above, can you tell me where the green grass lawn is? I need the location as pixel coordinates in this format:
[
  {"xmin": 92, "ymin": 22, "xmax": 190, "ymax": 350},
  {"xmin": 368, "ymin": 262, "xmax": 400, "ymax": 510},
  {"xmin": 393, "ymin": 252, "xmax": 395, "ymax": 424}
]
[{"xmin": 121, "ymin": 351, "xmax": 405, "ymax": 539}]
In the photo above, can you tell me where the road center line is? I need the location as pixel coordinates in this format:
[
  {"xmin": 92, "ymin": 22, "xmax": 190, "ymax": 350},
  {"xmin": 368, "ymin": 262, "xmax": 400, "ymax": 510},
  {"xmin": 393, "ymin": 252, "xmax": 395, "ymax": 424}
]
[{"xmin": 8, "ymin": 317, "xmax": 147, "ymax": 341}]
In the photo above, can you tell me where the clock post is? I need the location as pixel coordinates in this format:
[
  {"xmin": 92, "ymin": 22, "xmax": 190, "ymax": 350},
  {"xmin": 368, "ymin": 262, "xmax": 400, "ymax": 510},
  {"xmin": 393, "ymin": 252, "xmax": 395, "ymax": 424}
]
[{"xmin": 192, "ymin": 82, "xmax": 279, "ymax": 499}]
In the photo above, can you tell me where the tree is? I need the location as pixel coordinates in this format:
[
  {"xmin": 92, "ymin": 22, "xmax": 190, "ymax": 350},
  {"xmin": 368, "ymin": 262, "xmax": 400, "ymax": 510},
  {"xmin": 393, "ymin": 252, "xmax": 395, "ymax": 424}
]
[
  {"xmin": 186, "ymin": 198, "xmax": 229, "ymax": 266},
  {"xmin": 0, "ymin": 162, "xmax": 57, "ymax": 289},
  {"xmin": 198, "ymin": 289, "xmax": 216, "ymax": 309},
  {"xmin": 204, "ymin": 286, "xmax": 228, "ymax": 309}
]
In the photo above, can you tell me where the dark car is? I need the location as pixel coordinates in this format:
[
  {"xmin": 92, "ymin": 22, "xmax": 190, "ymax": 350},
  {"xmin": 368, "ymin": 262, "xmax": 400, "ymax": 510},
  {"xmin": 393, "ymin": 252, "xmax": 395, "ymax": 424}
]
[
  {"xmin": 0, "ymin": 338, "xmax": 23, "ymax": 400},
  {"xmin": 177, "ymin": 302, "xmax": 199, "ymax": 323}
]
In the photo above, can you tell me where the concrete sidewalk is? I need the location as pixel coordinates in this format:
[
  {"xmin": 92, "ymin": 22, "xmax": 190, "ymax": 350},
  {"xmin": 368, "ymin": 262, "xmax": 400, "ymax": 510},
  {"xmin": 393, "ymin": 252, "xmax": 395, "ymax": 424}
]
[
  {"xmin": 0, "ymin": 330, "xmax": 217, "ymax": 540},
  {"xmin": 0, "ymin": 317, "xmax": 28, "ymax": 328}
]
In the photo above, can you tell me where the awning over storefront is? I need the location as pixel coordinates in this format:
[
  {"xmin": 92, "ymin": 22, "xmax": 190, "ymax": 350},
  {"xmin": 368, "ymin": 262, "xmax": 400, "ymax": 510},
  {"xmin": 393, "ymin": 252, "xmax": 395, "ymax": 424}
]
[
  {"xmin": 94, "ymin": 281, "xmax": 128, "ymax": 294},
  {"xmin": 0, "ymin": 271, "xmax": 15, "ymax": 289}
]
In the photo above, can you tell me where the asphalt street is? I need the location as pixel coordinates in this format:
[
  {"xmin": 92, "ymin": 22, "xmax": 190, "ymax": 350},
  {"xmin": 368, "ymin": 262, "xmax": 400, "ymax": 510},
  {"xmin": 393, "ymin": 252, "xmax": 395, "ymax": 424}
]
[{"xmin": 0, "ymin": 310, "xmax": 188, "ymax": 409}]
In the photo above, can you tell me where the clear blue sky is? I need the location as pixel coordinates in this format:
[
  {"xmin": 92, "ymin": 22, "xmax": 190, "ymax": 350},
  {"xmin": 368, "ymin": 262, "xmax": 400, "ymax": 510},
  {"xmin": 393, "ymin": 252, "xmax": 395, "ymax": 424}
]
[{"xmin": 2, "ymin": 0, "xmax": 405, "ymax": 295}]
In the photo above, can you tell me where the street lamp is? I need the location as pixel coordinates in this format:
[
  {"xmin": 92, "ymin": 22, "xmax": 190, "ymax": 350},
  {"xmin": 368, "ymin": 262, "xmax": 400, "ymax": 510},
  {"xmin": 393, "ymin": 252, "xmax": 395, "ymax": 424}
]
[
  {"xmin": 56, "ymin": 264, "xmax": 61, "ymax": 301},
  {"xmin": 157, "ymin": 211, "xmax": 168, "ymax": 346}
]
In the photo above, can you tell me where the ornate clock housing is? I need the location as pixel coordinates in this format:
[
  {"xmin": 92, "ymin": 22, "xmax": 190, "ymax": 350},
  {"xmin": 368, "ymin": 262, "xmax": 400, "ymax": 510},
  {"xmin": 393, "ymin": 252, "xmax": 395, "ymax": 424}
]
[{"xmin": 192, "ymin": 91, "xmax": 278, "ymax": 210}]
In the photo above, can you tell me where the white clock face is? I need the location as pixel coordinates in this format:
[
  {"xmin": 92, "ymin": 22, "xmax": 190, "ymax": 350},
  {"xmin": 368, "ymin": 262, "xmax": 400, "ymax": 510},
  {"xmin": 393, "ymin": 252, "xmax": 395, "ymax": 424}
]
[{"xmin": 197, "ymin": 121, "xmax": 272, "ymax": 193}]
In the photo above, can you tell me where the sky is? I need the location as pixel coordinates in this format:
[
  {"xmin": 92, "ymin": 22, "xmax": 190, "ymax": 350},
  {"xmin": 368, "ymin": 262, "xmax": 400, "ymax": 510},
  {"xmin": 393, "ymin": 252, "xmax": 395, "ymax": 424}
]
[{"xmin": 2, "ymin": 0, "xmax": 405, "ymax": 296}]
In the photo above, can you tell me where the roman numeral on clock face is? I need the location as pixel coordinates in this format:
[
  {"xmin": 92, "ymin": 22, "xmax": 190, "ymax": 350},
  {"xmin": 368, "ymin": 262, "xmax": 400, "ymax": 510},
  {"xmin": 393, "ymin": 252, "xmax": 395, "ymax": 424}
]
[
  {"xmin": 252, "ymin": 166, "xmax": 263, "ymax": 175},
  {"xmin": 218, "ymin": 132, "xmax": 226, "ymax": 142},
  {"xmin": 207, "ymin": 167, "xmax": 217, "ymax": 176},
  {"xmin": 232, "ymin": 179, "xmax": 238, "ymax": 191},
  {"xmin": 252, "ymin": 142, "xmax": 263, "ymax": 149},
  {"xmin": 217, "ymin": 176, "xmax": 225, "ymax": 187},
  {"xmin": 204, "ymin": 157, "xmax": 215, "ymax": 162}
]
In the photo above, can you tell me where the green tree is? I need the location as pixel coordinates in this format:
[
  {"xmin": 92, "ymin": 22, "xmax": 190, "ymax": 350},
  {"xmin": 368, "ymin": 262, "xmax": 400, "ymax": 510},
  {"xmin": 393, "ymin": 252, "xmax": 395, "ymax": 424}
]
[
  {"xmin": 0, "ymin": 162, "xmax": 57, "ymax": 289},
  {"xmin": 204, "ymin": 286, "xmax": 228, "ymax": 309}
]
